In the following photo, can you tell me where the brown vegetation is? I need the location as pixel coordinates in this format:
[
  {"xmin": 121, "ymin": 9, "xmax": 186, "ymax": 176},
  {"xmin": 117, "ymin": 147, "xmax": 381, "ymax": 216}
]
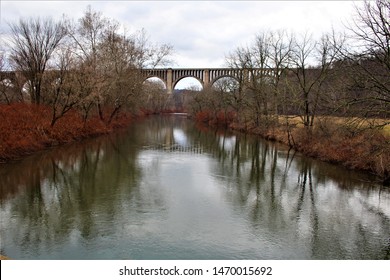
[
  {"xmin": 193, "ymin": 110, "xmax": 390, "ymax": 183},
  {"xmin": 0, "ymin": 103, "xmax": 136, "ymax": 162}
]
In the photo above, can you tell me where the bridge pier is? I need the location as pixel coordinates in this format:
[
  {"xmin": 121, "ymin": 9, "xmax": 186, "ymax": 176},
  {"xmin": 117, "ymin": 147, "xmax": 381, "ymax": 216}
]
[
  {"xmin": 204, "ymin": 69, "xmax": 210, "ymax": 88},
  {"xmin": 167, "ymin": 68, "xmax": 173, "ymax": 94}
]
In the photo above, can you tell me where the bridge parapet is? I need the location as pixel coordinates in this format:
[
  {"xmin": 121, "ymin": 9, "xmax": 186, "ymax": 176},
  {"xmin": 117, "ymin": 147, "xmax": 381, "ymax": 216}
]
[{"xmin": 142, "ymin": 68, "xmax": 168, "ymax": 81}]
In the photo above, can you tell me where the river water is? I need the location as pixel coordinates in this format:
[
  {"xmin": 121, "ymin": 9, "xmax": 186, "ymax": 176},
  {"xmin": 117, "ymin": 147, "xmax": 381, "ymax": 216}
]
[{"xmin": 0, "ymin": 115, "xmax": 389, "ymax": 259}]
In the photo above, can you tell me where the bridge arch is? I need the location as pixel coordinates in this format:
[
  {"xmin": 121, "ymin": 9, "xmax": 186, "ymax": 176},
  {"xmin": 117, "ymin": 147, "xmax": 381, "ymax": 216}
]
[
  {"xmin": 210, "ymin": 74, "xmax": 240, "ymax": 87},
  {"xmin": 173, "ymin": 76, "xmax": 204, "ymax": 91},
  {"xmin": 143, "ymin": 76, "xmax": 167, "ymax": 89},
  {"xmin": 211, "ymin": 76, "xmax": 240, "ymax": 93}
]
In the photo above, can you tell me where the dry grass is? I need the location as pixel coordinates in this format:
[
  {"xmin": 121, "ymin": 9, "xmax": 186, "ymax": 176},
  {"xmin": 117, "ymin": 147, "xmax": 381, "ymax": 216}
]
[{"xmin": 279, "ymin": 115, "xmax": 390, "ymax": 136}]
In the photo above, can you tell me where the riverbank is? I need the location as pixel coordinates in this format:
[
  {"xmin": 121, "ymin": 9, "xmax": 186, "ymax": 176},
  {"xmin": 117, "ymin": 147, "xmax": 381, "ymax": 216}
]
[
  {"xmin": 2, "ymin": 103, "xmax": 389, "ymax": 185},
  {"xmin": 0, "ymin": 103, "xmax": 138, "ymax": 163},
  {"xmin": 193, "ymin": 112, "xmax": 390, "ymax": 185}
]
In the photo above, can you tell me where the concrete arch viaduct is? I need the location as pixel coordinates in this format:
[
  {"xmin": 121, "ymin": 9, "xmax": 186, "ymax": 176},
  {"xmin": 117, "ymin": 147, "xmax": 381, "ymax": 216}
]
[
  {"xmin": 1, "ymin": 68, "xmax": 278, "ymax": 95},
  {"xmin": 141, "ymin": 68, "xmax": 277, "ymax": 94}
]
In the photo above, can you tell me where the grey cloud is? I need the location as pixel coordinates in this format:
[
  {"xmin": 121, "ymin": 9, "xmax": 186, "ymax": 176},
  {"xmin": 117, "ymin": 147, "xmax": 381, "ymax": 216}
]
[{"xmin": 1, "ymin": 1, "xmax": 358, "ymax": 68}]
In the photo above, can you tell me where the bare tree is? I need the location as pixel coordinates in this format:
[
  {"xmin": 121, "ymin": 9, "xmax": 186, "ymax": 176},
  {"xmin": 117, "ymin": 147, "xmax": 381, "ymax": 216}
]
[
  {"xmin": 8, "ymin": 17, "xmax": 67, "ymax": 104},
  {"xmin": 225, "ymin": 46, "xmax": 252, "ymax": 125},
  {"xmin": 349, "ymin": 0, "xmax": 390, "ymax": 70},
  {"xmin": 225, "ymin": 31, "xmax": 293, "ymax": 127},
  {"xmin": 246, "ymin": 32, "xmax": 272, "ymax": 125},
  {"xmin": 67, "ymin": 6, "xmax": 174, "ymax": 121},
  {"xmin": 42, "ymin": 45, "xmax": 80, "ymax": 127},
  {"xmin": 0, "ymin": 51, "xmax": 12, "ymax": 104},
  {"xmin": 289, "ymin": 31, "xmax": 344, "ymax": 128},
  {"xmin": 268, "ymin": 30, "xmax": 293, "ymax": 117},
  {"xmin": 96, "ymin": 31, "xmax": 145, "ymax": 122},
  {"xmin": 344, "ymin": 0, "xmax": 390, "ymax": 116},
  {"xmin": 132, "ymin": 28, "xmax": 174, "ymax": 69},
  {"xmin": 67, "ymin": 6, "xmax": 119, "ymax": 120}
]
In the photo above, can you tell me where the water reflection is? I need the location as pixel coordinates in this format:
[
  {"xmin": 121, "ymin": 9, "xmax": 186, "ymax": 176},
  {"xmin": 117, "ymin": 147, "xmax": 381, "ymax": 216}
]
[
  {"xmin": 202, "ymin": 130, "xmax": 390, "ymax": 259},
  {"xmin": 0, "ymin": 115, "xmax": 389, "ymax": 259}
]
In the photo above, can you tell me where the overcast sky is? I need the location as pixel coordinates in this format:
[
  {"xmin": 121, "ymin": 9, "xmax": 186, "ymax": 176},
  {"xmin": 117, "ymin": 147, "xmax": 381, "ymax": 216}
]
[{"xmin": 1, "ymin": 0, "xmax": 362, "ymax": 69}]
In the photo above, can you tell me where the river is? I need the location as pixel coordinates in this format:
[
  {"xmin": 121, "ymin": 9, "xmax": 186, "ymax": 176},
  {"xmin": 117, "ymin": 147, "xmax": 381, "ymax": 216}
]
[{"xmin": 0, "ymin": 115, "xmax": 389, "ymax": 259}]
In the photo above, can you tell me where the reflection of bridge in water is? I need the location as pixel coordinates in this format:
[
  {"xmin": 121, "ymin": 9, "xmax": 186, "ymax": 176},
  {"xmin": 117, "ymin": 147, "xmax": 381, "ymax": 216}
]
[{"xmin": 142, "ymin": 143, "xmax": 204, "ymax": 154}]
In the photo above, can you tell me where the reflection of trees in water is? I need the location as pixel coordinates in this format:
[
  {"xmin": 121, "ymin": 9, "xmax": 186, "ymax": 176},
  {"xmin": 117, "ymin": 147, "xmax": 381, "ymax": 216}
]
[
  {"xmin": 194, "ymin": 125, "xmax": 390, "ymax": 259},
  {"xmin": 137, "ymin": 115, "xmax": 193, "ymax": 147},
  {"xmin": 0, "ymin": 128, "xmax": 155, "ymax": 256},
  {"xmin": 1, "ymin": 115, "xmax": 389, "ymax": 259},
  {"xmin": 2, "ymin": 118, "xmax": 206, "ymax": 256}
]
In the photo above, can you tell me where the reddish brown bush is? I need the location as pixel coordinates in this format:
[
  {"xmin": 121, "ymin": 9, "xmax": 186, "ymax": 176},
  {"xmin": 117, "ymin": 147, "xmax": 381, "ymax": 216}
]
[
  {"xmin": 0, "ymin": 103, "xmax": 135, "ymax": 162},
  {"xmin": 194, "ymin": 111, "xmax": 212, "ymax": 123}
]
